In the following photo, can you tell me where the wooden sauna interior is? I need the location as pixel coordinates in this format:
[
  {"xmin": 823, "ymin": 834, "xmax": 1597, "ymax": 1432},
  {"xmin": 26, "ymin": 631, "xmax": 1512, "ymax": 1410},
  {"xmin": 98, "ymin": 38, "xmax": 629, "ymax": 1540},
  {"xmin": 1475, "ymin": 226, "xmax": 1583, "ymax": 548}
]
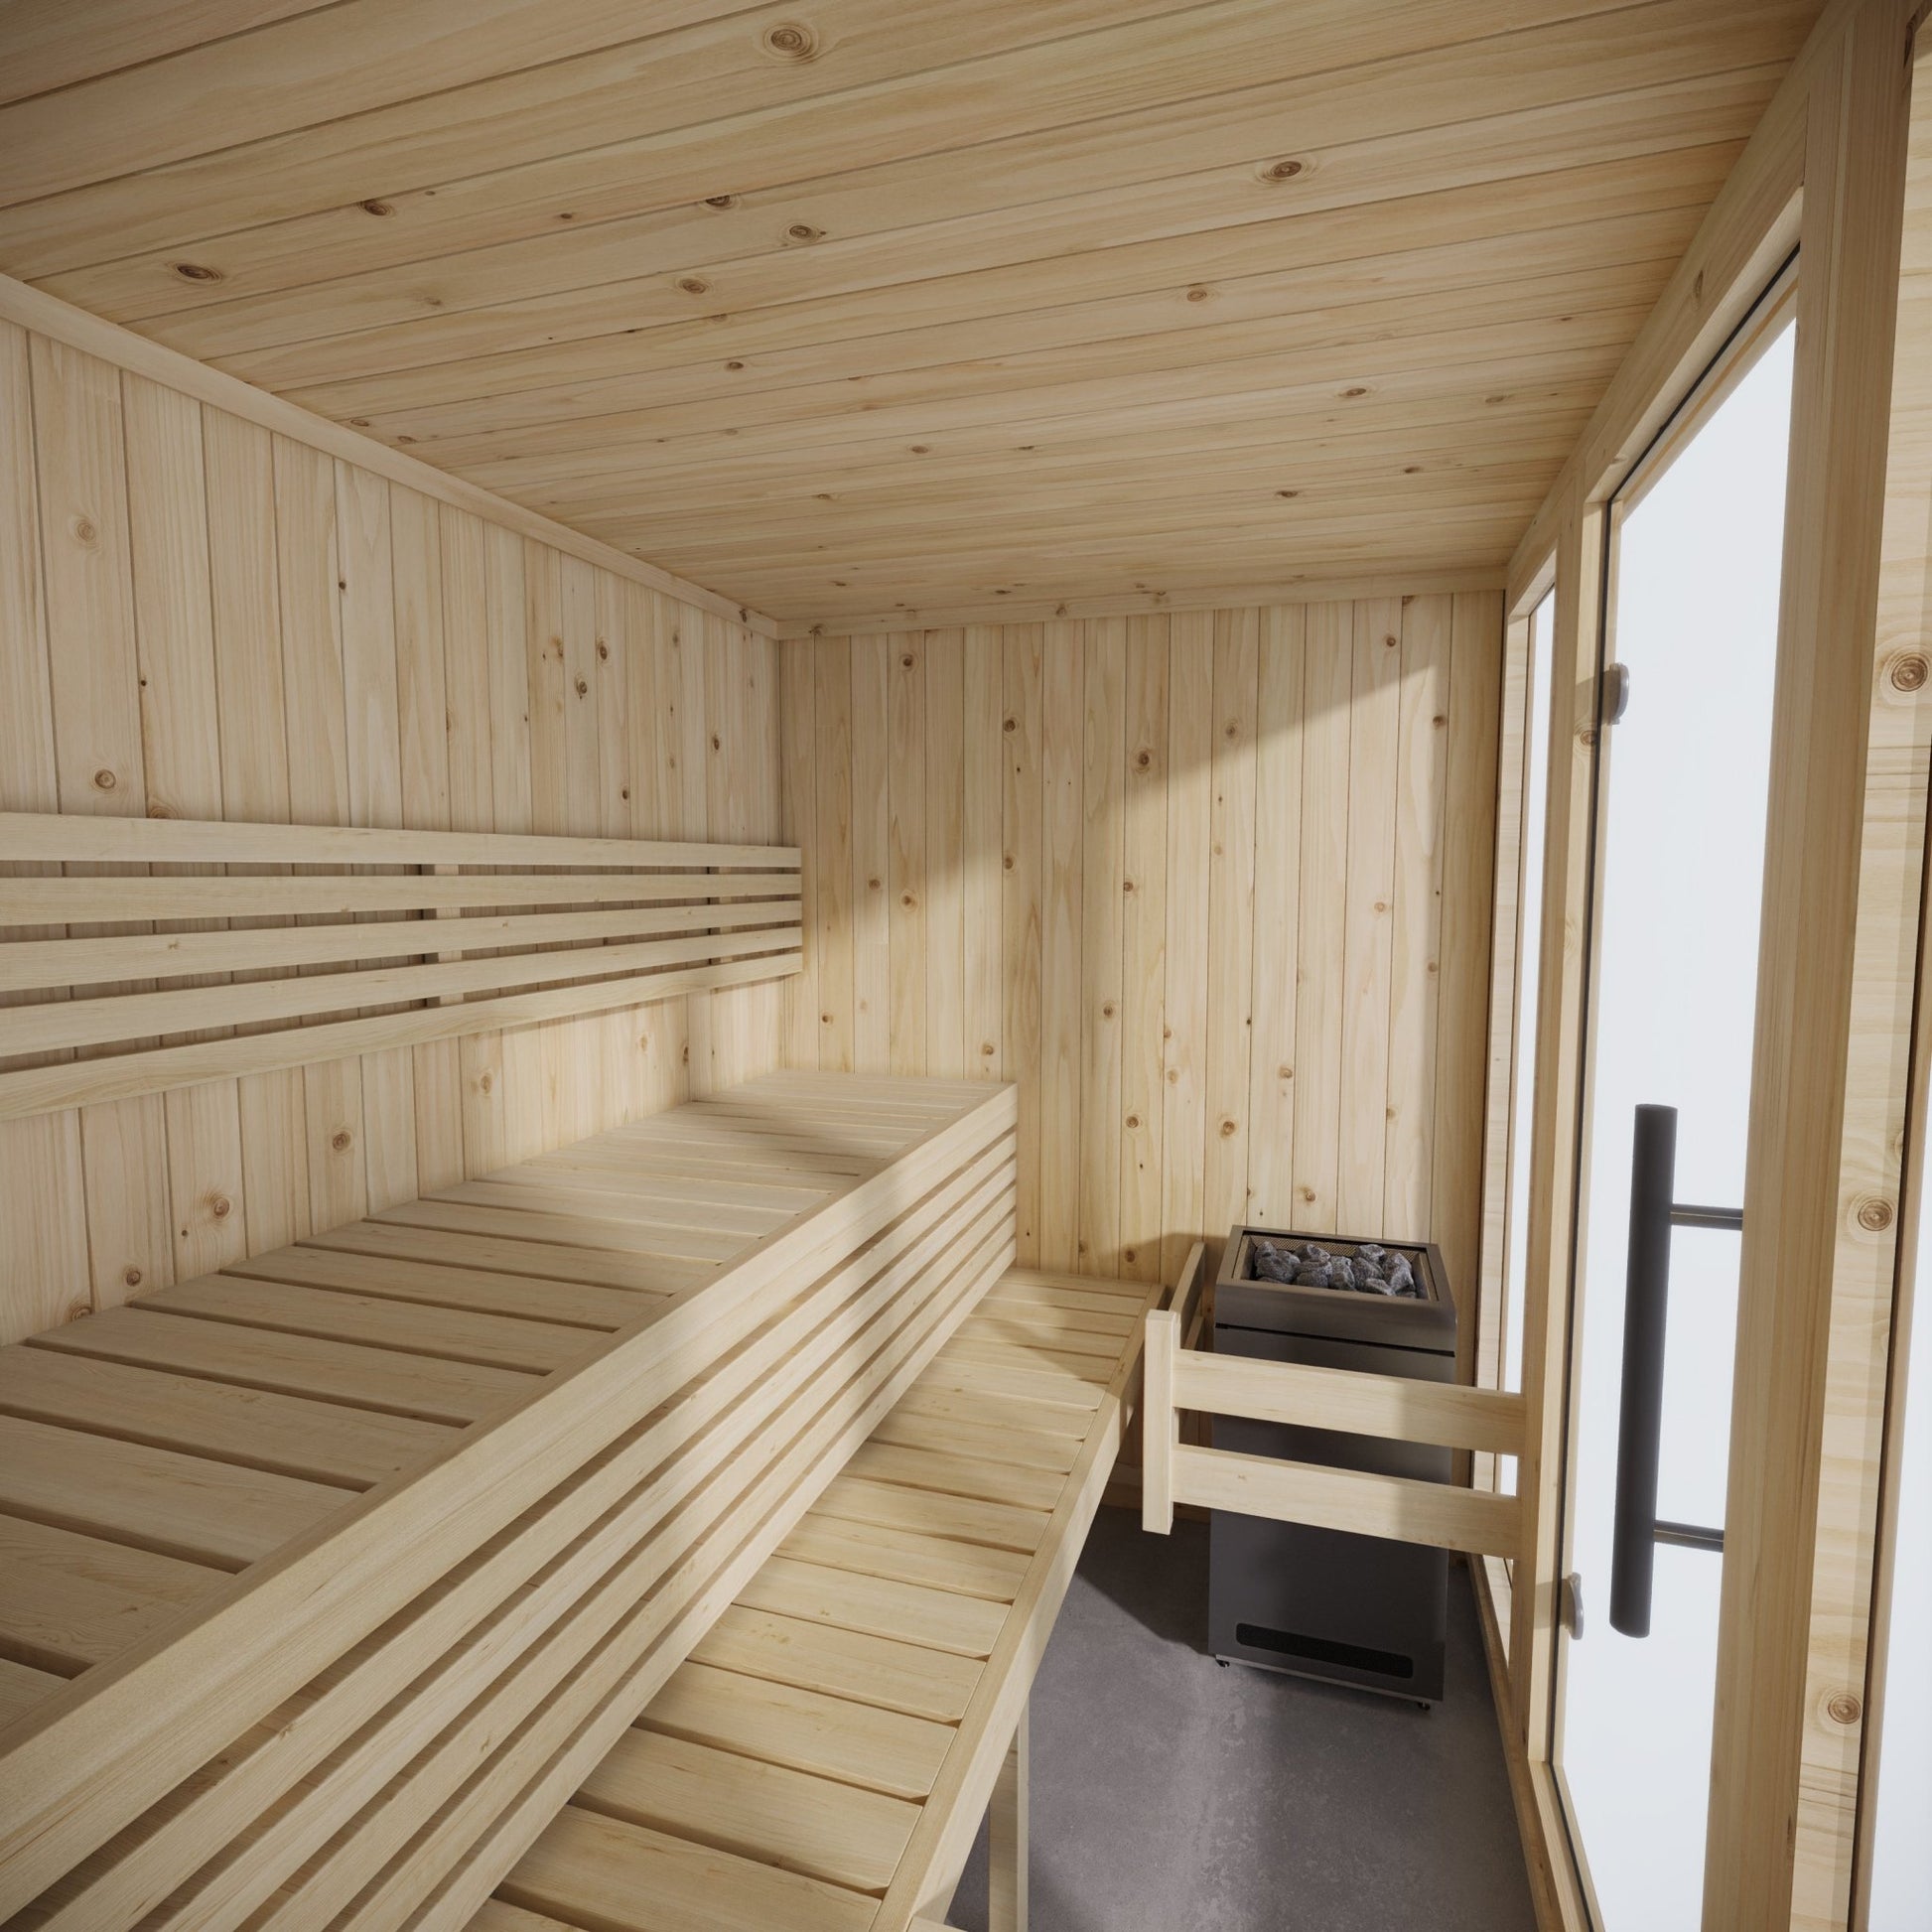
[{"xmin": 0, "ymin": 3, "xmax": 1927, "ymax": 1929}]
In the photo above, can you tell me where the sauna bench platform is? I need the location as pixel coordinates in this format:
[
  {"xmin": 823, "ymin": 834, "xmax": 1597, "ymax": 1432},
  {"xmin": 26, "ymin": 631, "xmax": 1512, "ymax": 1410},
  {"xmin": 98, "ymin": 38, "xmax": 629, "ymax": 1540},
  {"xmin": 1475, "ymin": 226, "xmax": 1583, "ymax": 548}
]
[
  {"xmin": 0, "ymin": 1070, "xmax": 1018, "ymax": 1932},
  {"xmin": 473, "ymin": 1263, "xmax": 1165, "ymax": 1932}
]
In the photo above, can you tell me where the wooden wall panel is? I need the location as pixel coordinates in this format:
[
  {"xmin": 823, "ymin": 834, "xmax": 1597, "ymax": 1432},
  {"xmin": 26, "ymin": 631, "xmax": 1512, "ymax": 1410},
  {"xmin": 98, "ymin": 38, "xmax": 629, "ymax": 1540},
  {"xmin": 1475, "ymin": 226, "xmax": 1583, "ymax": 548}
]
[
  {"xmin": 0, "ymin": 319, "xmax": 784, "ymax": 1346},
  {"xmin": 786, "ymin": 588, "xmax": 1503, "ymax": 1290}
]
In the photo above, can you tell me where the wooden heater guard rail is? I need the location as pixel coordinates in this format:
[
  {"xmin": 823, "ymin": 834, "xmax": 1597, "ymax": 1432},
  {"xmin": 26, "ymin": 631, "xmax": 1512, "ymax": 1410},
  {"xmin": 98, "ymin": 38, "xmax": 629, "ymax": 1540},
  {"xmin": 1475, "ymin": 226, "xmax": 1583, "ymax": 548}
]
[
  {"xmin": 1141, "ymin": 1251, "xmax": 1525, "ymax": 1561},
  {"xmin": 0, "ymin": 810, "xmax": 802, "ymax": 1120}
]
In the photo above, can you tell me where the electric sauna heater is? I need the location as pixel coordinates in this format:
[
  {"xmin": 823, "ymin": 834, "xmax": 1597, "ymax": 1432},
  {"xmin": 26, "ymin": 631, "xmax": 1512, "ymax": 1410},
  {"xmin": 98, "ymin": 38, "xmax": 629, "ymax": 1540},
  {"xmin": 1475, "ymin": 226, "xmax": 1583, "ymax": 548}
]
[{"xmin": 1208, "ymin": 1228, "xmax": 1458, "ymax": 1703}]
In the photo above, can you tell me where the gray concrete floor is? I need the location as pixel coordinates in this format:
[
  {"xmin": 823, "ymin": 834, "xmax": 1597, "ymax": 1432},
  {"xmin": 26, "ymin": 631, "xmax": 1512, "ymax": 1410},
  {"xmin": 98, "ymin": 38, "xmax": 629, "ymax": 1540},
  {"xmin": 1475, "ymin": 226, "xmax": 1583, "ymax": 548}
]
[{"xmin": 945, "ymin": 1510, "xmax": 1537, "ymax": 1932}]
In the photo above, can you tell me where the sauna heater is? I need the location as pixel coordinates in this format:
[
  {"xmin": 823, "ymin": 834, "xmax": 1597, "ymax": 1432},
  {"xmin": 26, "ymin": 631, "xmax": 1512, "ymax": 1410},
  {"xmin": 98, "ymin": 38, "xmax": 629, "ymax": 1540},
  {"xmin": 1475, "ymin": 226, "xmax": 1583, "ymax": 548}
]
[{"xmin": 1207, "ymin": 1226, "xmax": 1458, "ymax": 1704}]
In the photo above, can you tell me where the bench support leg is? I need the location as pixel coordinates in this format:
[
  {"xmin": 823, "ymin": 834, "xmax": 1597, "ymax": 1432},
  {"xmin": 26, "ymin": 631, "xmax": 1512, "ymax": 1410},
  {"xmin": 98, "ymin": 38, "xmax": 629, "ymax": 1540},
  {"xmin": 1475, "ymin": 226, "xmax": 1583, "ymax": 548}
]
[{"xmin": 989, "ymin": 1700, "xmax": 1030, "ymax": 1932}]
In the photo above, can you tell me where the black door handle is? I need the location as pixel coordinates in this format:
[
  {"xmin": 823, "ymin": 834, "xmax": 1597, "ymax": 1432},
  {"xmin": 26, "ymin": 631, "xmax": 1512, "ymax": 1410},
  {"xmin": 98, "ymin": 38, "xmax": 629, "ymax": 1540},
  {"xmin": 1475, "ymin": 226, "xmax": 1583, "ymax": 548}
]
[{"xmin": 1607, "ymin": 1106, "xmax": 1734, "ymax": 1638}]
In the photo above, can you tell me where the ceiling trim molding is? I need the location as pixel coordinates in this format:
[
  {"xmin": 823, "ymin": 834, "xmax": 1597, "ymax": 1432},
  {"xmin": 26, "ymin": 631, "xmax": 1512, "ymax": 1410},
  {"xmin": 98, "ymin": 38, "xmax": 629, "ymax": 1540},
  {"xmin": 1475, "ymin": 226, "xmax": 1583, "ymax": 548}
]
[
  {"xmin": 776, "ymin": 567, "xmax": 1509, "ymax": 638},
  {"xmin": 0, "ymin": 272, "xmax": 779, "ymax": 639}
]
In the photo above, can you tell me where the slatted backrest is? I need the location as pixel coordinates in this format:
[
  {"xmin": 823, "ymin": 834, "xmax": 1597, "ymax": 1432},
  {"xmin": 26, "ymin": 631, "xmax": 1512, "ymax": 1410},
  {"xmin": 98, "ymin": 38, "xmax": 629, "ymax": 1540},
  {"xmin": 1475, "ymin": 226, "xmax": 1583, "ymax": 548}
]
[{"xmin": 0, "ymin": 811, "xmax": 802, "ymax": 1120}]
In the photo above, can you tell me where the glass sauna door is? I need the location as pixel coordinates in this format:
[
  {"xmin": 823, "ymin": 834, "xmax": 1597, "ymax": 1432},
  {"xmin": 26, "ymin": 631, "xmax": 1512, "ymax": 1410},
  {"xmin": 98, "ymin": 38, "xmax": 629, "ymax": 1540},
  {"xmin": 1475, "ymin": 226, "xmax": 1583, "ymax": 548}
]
[{"xmin": 1554, "ymin": 319, "xmax": 1794, "ymax": 1930}]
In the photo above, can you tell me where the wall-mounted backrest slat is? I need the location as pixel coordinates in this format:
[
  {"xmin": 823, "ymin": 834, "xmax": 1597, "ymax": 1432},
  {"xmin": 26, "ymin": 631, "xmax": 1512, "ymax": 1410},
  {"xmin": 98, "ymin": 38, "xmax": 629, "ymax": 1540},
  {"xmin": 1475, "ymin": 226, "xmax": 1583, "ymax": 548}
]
[
  {"xmin": 0, "ymin": 811, "xmax": 801, "ymax": 1123},
  {"xmin": 0, "ymin": 809, "xmax": 797, "ymax": 872}
]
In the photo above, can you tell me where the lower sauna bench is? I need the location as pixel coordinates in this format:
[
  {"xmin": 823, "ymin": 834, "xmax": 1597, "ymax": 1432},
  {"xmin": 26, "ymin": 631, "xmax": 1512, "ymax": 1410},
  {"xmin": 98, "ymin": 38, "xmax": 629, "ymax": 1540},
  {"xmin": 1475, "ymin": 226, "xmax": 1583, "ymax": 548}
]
[
  {"xmin": 0, "ymin": 1071, "xmax": 1017, "ymax": 1932},
  {"xmin": 473, "ymin": 1262, "xmax": 1169, "ymax": 1932}
]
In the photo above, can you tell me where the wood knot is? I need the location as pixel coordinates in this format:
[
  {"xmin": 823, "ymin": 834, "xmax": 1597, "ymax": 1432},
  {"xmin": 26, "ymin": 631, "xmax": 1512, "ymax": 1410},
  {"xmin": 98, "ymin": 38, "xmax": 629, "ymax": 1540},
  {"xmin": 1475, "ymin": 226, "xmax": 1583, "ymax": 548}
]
[
  {"xmin": 1260, "ymin": 157, "xmax": 1309, "ymax": 182},
  {"xmin": 92, "ymin": 767, "xmax": 116, "ymax": 790},
  {"xmin": 597, "ymin": 639, "xmax": 610, "ymax": 659},
  {"xmin": 73, "ymin": 516, "xmax": 97, "ymax": 545},
  {"xmin": 574, "ymin": 676, "xmax": 588, "ymax": 697},
  {"xmin": 210, "ymin": 1195, "xmax": 232, "ymax": 1218},
  {"xmin": 172, "ymin": 260, "xmax": 222, "ymax": 282},
  {"xmin": 1827, "ymin": 1693, "xmax": 1862, "ymax": 1725},
  {"xmin": 1890, "ymin": 652, "xmax": 1928, "ymax": 691},
  {"xmin": 981, "ymin": 1040, "xmax": 995, "ymax": 1056},
  {"xmin": 1126, "ymin": 1113, "xmax": 1141, "ymax": 1130},
  {"xmin": 725, "ymin": 359, "xmax": 746, "ymax": 370},
  {"xmin": 760, "ymin": 20, "xmax": 817, "ymax": 58},
  {"xmin": 900, "ymin": 653, "xmax": 914, "ymax": 669},
  {"xmin": 479, "ymin": 1071, "xmax": 492, "ymax": 1094},
  {"xmin": 677, "ymin": 277, "xmax": 710, "ymax": 295},
  {"xmin": 1302, "ymin": 1186, "xmax": 1316, "ymax": 1203},
  {"xmin": 786, "ymin": 223, "xmax": 823, "ymax": 242},
  {"xmin": 711, "ymin": 733, "xmax": 722, "ymax": 751},
  {"xmin": 1003, "ymin": 854, "xmax": 1014, "ymax": 871},
  {"xmin": 331, "ymin": 1130, "xmax": 352, "ymax": 1152},
  {"xmin": 621, "ymin": 786, "xmax": 629, "ymax": 800},
  {"xmin": 1101, "ymin": 1002, "xmax": 1116, "ymax": 1019},
  {"xmin": 704, "ymin": 194, "xmax": 739, "ymax": 208},
  {"xmin": 1341, "ymin": 385, "xmax": 1369, "ymax": 399},
  {"xmin": 1857, "ymin": 1196, "xmax": 1894, "ymax": 1232},
  {"xmin": 1004, "ymin": 716, "xmax": 1018, "ymax": 733},
  {"xmin": 1185, "ymin": 285, "xmax": 1210, "ymax": 303},
  {"xmin": 1219, "ymin": 1119, "xmax": 1237, "ymax": 1138},
  {"xmin": 359, "ymin": 199, "xmax": 395, "ymax": 216},
  {"xmin": 123, "ymin": 1267, "xmax": 143, "ymax": 1289},
  {"xmin": 1137, "ymin": 749, "xmax": 1152, "ymax": 767},
  {"xmin": 1276, "ymin": 489, "xmax": 1300, "ymax": 499}
]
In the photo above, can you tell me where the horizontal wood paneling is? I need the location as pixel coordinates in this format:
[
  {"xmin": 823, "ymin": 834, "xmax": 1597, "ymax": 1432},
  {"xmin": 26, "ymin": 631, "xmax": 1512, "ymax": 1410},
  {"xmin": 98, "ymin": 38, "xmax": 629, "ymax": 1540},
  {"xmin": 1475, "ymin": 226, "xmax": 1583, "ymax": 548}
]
[
  {"xmin": 0, "ymin": 315, "xmax": 785, "ymax": 1346},
  {"xmin": 783, "ymin": 592, "xmax": 1504, "ymax": 1302},
  {"xmin": 0, "ymin": 1, "xmax": 1823, "ymax": 621}
]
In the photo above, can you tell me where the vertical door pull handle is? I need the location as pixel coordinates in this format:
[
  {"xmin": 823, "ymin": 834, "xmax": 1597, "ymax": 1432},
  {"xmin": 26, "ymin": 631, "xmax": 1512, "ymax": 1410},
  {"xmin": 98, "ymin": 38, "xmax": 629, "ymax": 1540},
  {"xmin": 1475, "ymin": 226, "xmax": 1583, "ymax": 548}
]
[{"xmin": 1608, "ymin": 1105, "xmax": 1736, "ymax": 1638}]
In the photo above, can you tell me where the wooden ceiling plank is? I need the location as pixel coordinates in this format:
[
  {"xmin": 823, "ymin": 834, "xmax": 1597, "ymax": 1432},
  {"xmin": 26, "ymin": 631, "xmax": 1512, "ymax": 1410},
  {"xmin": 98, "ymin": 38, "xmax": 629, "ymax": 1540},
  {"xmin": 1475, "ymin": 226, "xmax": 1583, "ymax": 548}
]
[
  {"xmin": 768, "ymin": 569, "xmax": 1507, "ymax": 638},
  {"xmin": 48, "ymin": 5, "xmax": 1792, "ymax": 330},
  {"xmin": 0, "ymin": 0, "xmax": 339, "ymax": 108},
  {"xmin": 391, "ymin": 249, "xmax": 1678, "ymax": 463},
  {"xmin": 0, "ymin": 0, "xmax": 1719, "ymax": 281},
  {"xmin": 274, "ymin": 149, "xmax": 1733, "ymax": 422},
  {"xmin": 528, "ymin": 415, "xmax": 1598, "ymax": 536},
  {"xmin": 142, "ymin": 70, "xmax": 1770, "ymax": 387},
  {"xmin": 469, "ymin": 309, "xmax": 1650, "ymax": 501},
  {"xmin": 604, "ymin": 482, "xmax": 1572, "ymax": 567},
  {"xmin": 497, "ymin": 408, "xmax": 1587, "ymax": 517},
  {"xmin": 0, "ymin": 0, "xmax": 1090, "ymax": 206}
]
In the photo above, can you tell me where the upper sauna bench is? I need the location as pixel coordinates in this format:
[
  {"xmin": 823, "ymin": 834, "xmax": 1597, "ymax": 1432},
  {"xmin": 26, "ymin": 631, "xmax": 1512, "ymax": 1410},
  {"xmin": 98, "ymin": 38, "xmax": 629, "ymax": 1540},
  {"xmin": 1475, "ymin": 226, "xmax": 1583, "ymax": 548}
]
[{"xmin": 0, "ymin": 1070, "xmax": 1018, "ymax": 1932}]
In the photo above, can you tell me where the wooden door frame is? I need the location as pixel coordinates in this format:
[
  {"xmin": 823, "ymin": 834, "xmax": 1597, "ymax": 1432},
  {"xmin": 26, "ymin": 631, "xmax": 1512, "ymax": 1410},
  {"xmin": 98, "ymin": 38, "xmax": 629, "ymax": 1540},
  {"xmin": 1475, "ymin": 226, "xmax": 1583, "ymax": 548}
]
[{"xmin": 1475, "ymin": 6, "xmax": 1928, "ymax": 1926}]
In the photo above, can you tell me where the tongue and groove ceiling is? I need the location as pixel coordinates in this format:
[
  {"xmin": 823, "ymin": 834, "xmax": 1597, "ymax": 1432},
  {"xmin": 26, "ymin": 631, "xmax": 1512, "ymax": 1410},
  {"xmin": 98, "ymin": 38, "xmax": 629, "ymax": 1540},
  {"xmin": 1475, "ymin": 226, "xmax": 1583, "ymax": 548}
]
[{"xmin": 0, "ymin": 0, "xmax": 1820, "ymax": 628}]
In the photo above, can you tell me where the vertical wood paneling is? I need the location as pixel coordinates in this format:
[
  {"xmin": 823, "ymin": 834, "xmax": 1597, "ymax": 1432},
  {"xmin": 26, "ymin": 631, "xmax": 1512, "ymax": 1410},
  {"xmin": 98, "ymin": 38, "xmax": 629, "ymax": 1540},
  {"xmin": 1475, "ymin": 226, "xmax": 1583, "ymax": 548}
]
[
  {"xmin": 1161, "ymin": 611, "xmax": 1214, "ymax": 1287},
  {"xmin": 787, "ymin": 589, "xmax": 1500, "ymax": 1286},
  {"xmin": 888, "ymin": 630, "xmax": 928, "ymax": 1078},
  {"xmin": 813, "ymin": 638, "xmax": 855, "ymax": 1075},
  {"xmin": 0, "ymin": 324, "xmax": 787, "ymax": 1344},
  {"xmin": 1337, "ymin": 600, "xmax": 1402, "ymax": 1232},
  {"xmin": 1038, "ymin": 621, "xmax": 1084, "ymax": 1272},
  {"xmin": 1204, "ymin": 611, "xmax": 1260, "ymax": 1267},
  {"xmin": 1436, "ymin": 591, "xmax": 1504, "ymax": 1308},
  {"xmin": 962, "ymin": 625, "xmax": 1005, "ymax": 1084},
  {"xmin": 1246, "ymin": 605, "xmax": 1305, "ymax": 1229},
  {"xmin": 0, "ymin": 319, "xmax": 88, "ymax": 1336},
  {"xmin": 924, "ymin": 627, "xmax": 967, "ymax": 1081},
  {"xmin": 778, "ymin": 621, "xmax": 819, "ymax": 1070},
  {"xmin": 1002, "ymin": 625, "xmax": 1045, "ymax": 1263},
  {"xmin": 1386, "ymin": 594, "xmax": 1454, "ymax": 1241},
  {"xmin": 125, "ymin": 373, "xmax": 246, "ymax": 1283},
  {"xmin": 1080, "ymin": 620, "xmax": 1127, "ymax": 1273},
  {"xmin": 1120, "ymin": 617, "xmax": 1169, "ymax": 1280},
  {"xmin": 1294, "ymin": 603, "xmax": 1354, "ymax": 1235},
  {"xmin": 850, "ymin": 634, "xmax": 891, "ymax": 1073},
  {"xmin": 206, "ymin": 405, "xmax": 309, "ymax": 1255},
  {"xmin": 33, "ymin": 336, "xmax": 174, "ymax": 1312}
]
